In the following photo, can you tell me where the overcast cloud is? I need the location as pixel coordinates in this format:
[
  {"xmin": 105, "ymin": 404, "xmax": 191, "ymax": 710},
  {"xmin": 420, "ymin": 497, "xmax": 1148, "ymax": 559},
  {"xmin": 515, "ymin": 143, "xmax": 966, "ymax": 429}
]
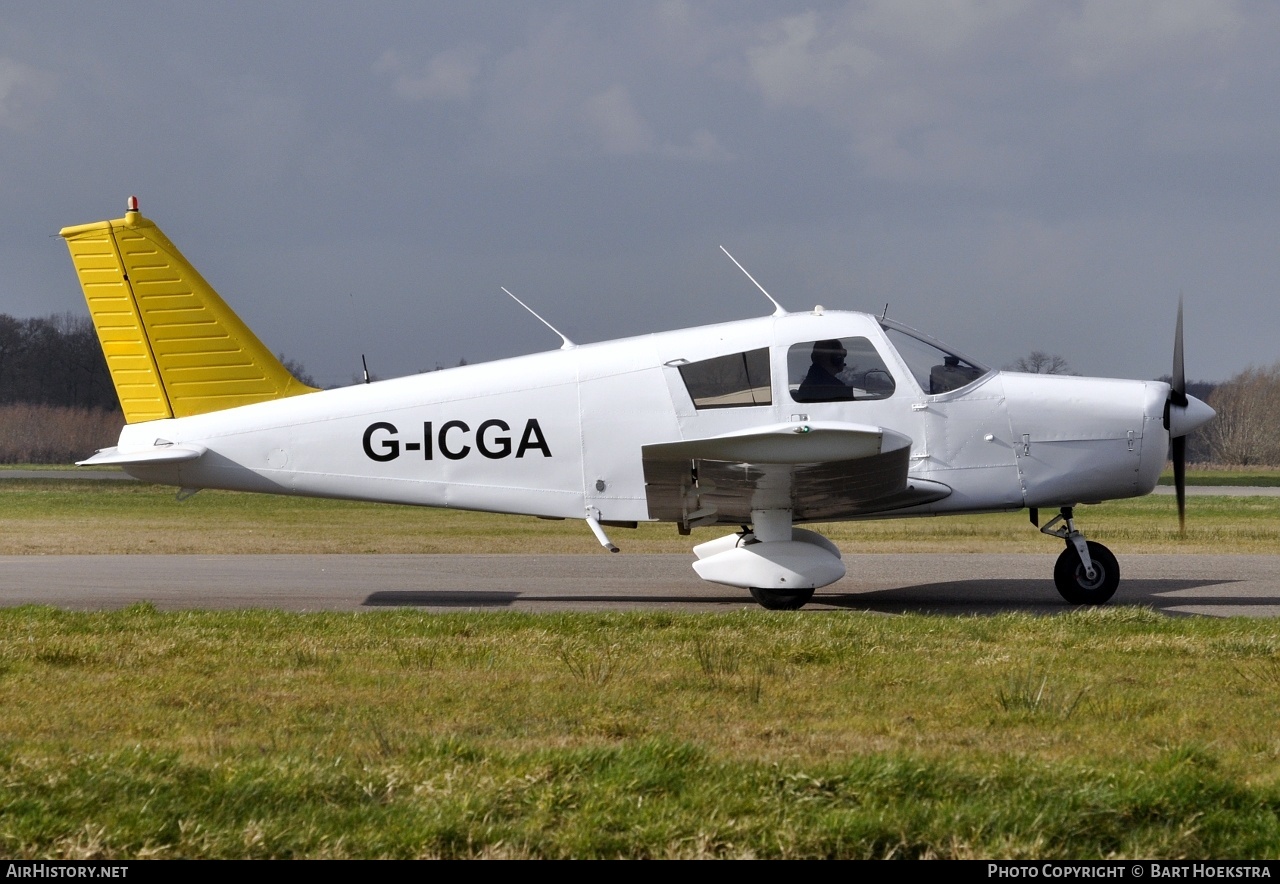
[{"xmin": 2, "ymin": 1, "xmax": 1277, "ymax": 386}]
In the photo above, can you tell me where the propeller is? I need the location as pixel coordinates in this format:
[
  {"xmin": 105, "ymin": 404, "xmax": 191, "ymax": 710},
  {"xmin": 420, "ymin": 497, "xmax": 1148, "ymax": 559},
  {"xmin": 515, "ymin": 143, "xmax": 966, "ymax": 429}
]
[
  {"xmin": 1170, "ymin": 297, "xmax": 1188, "ymax": 533},
  {"xmin": 1163, "ymin": 296, "xmax": 1216, "ymax": 535}
]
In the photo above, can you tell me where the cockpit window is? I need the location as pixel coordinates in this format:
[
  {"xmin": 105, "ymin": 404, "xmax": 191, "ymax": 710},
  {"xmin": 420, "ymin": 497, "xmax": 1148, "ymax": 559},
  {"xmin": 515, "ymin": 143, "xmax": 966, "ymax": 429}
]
[
  {"xmin": 787, "ymin": 336, "xmax": 896, "ymax": 402},
  {"xmin": 881, "ymin": 322, "xmax": 989, "ymax": 394},
  {"xmin": 678, "ymin": 348, "xmax": 772, "ymax": 409}
]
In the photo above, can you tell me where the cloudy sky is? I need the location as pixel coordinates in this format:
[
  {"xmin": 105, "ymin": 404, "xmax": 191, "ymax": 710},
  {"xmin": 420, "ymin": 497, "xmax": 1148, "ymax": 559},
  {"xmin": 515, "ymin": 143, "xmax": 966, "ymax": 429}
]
[{"xmin": 2, "ymin": 1, "xmax": 1277, "ymax": 387}]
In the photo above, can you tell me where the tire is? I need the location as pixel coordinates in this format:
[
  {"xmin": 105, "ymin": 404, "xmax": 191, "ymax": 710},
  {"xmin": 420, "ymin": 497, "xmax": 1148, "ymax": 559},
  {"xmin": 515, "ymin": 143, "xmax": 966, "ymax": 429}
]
[
  {"xmin": 748, "ymin": 586, "xmax": 816, "ymax": 610},
  {"xmin": 1053, "ymin": 541, "xmax": 1119, "ymax": 605}
]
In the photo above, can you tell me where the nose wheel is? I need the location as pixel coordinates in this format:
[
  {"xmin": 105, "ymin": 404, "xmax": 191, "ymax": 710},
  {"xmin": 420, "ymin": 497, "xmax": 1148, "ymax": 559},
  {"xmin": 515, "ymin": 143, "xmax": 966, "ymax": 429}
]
[
  {"xmin": 1052, "ymin": 540, "xmax": 1119, "ymax": 604},
  {"xmin": 1035, "ymin": 506, "xmax": 1120, "ymax": 605}
]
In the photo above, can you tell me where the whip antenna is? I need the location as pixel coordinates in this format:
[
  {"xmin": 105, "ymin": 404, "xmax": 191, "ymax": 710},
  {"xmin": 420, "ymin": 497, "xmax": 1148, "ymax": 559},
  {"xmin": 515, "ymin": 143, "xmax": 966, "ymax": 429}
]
[
  {"xmin": 502, "ymin": 287, "xmax": 575, "ymax": 349},
  {"xmin": 349, "ymin": 292, "xmax": 374, "ymax": 384},
  {"xmin": 720, "ymin": 246, "xmax": 786, "ymax": 316}
]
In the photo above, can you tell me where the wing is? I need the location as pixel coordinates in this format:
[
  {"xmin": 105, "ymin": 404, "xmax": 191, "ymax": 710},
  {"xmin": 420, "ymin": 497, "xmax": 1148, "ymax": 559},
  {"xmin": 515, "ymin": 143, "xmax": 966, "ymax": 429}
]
[{"xmin": 641, "ymin": 421, "xmax": 951, "ymax": 527}]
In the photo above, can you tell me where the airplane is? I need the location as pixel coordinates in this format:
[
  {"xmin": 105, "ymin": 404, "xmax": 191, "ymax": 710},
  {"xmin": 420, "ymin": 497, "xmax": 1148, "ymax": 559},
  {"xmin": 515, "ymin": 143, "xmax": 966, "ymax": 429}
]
[{"xmin": 60, "ymin": 197, "xmax": 1216, "ymax": 610}]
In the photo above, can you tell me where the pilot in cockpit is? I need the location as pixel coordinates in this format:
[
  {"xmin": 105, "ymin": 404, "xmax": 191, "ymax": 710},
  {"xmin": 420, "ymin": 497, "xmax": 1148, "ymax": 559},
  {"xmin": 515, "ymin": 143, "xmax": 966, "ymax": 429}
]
[
  {"xmin": 929, "ymin": 354, "xmax": 983, "ymax": 394},
  {"xmin": 795, "ymin": 339, "xmax": 855, "ymax": 401}
]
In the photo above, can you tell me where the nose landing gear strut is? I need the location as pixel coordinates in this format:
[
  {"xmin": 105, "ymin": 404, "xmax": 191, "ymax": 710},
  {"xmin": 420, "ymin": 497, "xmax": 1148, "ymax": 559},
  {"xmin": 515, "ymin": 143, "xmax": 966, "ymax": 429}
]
[{"xmin": 1033, "ymin": 506, "xmax": 1120, "ymax": 605}]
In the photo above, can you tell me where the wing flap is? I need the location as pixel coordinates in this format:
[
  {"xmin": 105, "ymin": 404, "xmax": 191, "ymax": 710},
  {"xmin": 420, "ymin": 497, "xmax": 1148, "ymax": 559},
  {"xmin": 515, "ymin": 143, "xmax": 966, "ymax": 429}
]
[{"xmin": 642, "ymin": 421, "xmax": 950, "ymax": 525}]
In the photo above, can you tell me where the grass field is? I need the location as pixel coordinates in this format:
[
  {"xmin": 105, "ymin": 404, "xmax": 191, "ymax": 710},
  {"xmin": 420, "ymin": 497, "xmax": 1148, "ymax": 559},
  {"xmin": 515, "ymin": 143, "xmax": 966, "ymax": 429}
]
[
  {"xmin": 2, "ymin": 476, "xmax": 1279, "ymax": 555},
  {"xmin": 1, "ymin": 474, "xmax": 1278, "ymax": 858},
  {"xmin": 1, "ymin": 605, "xmax": 1278, "ymax": 858}
]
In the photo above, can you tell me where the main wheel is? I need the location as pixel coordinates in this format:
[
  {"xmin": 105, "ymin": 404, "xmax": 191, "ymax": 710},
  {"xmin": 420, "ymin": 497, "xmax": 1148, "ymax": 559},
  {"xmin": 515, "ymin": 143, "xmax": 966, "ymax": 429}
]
[
  {"xmin": 1053, "ymin": 541, "xmax": 1119, "ymax": 605},
  {"xmin": 748, "ymin": 586, "xmax": 816, "ymax": 610}
]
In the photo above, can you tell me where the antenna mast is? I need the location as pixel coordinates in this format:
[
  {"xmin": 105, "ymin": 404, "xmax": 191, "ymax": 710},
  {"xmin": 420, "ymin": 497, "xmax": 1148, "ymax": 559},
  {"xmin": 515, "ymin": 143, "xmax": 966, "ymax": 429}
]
[
  {"xmin": 719, "ymin": 246, "xmax": 786, "ymax": 316},
  {"xmin": 501, "ymin": 287, "xmax": 575, "ymax": 349},
  {"xmin": 348, "ymin": 292, "xmax": 373, "ymax": 384}
]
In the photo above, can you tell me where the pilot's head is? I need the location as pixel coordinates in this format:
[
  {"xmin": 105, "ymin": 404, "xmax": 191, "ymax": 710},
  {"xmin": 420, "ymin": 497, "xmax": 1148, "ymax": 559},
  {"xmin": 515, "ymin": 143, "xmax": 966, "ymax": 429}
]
[{"xmin": 811, "ymin": 339, "xmax": 847, "ymax": 373}]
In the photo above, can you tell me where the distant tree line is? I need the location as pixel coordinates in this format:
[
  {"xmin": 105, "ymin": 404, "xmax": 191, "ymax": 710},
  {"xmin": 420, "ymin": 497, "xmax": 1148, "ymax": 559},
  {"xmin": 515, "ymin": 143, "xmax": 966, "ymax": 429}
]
[
  {"xmin": 0, "ymin": 312, "xmax": 117, "ymax": 409},
  {"xmin": 1204, "ymin": 363, "xmax": 1280, "ymax": 466},
  {"xmin": 0, "ymin": 312, "xmax": 121, "ymax": 463}
]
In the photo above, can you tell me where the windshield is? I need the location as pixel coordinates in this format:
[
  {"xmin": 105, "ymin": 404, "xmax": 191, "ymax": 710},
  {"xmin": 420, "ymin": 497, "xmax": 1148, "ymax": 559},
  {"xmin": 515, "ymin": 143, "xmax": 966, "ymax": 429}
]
[{"xmin": 880, "ymin": 320, "xmax": 990, "ymax": 395}]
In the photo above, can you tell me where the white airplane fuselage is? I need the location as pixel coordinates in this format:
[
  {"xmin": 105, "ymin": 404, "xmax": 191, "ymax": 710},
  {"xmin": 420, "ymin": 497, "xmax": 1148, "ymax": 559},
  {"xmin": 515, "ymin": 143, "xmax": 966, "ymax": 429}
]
[
  {"xmin": 64, "ymin": 199, "xmax": 1224, "ymax": 607},
  {"xmin": 113, "ymin": 309, "xmax": 1172, "ymax": 523}
]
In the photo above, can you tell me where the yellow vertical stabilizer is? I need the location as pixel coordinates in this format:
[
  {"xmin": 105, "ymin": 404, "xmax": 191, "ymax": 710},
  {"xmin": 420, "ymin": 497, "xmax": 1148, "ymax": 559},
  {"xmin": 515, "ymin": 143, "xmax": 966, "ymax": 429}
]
[{"xmin": 60, "ymin": 200, "xmax": 319, "ymax": 423}]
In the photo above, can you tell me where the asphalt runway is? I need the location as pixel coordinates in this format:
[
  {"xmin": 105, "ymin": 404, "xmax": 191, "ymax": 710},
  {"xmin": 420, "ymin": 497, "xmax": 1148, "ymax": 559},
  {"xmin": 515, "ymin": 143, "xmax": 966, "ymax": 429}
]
[{"xmin": 2, "ymin": 553, "xmax": 1278, "ymax": 617}]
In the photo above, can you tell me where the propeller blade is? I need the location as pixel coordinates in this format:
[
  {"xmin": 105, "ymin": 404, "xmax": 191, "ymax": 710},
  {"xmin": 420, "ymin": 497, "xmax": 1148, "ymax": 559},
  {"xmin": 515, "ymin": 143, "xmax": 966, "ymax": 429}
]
[
  {"xmin": 1171, "ymin": 295, "xmax": 1187, "ymax": 407},
  {"xmin": 1169, "ymin": 296, "xmax": 1189, "ymax": 536},
  {"xmin": 1173, "ymin": 434, "xmax": 1186, "ymax": 535}
]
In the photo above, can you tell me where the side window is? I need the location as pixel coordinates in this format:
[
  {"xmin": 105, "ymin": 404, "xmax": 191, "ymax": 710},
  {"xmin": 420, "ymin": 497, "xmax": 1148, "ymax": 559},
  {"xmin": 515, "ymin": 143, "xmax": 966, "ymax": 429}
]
[
  {"xmin": 678, "ymin": 348, "xmax": 772, "ymax": 409},
  {"xmin": 788, "ymin": 336, "xmax": 896, "ymax": 403}
]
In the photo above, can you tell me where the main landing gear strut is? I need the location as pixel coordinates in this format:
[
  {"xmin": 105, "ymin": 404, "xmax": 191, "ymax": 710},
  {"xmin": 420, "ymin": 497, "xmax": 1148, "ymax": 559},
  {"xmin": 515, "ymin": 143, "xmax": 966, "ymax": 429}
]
[{"xmin": 1034, "ymin": 506, "xmax": 1119, "ymax": 604}]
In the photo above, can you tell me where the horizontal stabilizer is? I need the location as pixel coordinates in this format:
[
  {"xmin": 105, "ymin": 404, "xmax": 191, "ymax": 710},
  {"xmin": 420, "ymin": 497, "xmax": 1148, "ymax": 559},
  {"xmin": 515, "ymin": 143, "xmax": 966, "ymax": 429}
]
[{"xmin": 77, "ymin": 444, "xmax": 207, "ymax": 467}]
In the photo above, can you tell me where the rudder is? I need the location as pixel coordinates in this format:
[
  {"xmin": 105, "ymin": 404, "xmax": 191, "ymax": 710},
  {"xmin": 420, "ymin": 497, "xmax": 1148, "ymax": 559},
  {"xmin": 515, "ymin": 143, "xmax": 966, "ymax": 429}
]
[{"xmin": 61, "ymin": 197, "xmax": 318, "ymax": 424}]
